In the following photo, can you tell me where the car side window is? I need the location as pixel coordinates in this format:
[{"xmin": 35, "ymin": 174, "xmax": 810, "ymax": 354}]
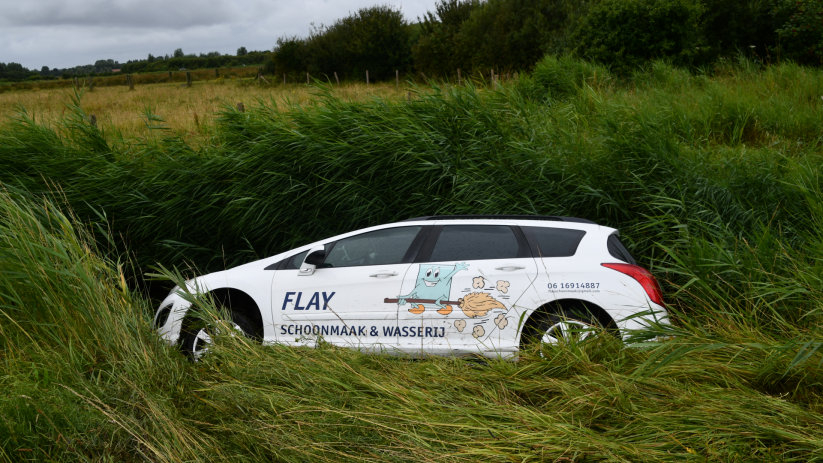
[
  {"xmin": 323, "ymin": 226, "xmax": 422, "ymax": 268},
  {"xmin": 428, "ymin": 225, "xmax": 523, "ymax": 261},
  {"xmin": 522, "ymin": 226, "xmax": 586, "ymax": 257}
]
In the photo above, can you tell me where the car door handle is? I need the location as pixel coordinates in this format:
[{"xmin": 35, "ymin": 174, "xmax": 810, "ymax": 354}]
[
  {"xmin": 369, "ymin": 272, "xmax": 398, "ymax": 278},
  {"xmin": 495, "ymin": 266, "xmax": 525, "ymax": 271}
]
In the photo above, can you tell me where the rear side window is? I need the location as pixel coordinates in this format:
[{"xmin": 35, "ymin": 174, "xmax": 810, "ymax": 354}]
[
  {"xmin": 429, "ymin": 225, "xmax": 525, "ymax": 261},
  {"xmin": 607, "ymin": 233, "xmax": 636, "ymax": 264},
  {"xmin": 522, "ymin": 227, "xmax": 586, "ymax": 257}
]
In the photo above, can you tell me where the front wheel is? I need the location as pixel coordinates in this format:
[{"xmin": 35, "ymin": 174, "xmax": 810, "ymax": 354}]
[{"xmin": 179, "ymin": 310, "xmax": 255, "ymax": 360}]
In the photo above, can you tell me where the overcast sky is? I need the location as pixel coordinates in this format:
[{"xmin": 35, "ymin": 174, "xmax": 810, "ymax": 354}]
[{"xmin": 0, "ymin": 0, "xmax": 436, "ymax": 70}]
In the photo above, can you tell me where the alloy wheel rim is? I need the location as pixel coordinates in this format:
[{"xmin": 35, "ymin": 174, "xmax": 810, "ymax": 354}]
[{"xmin": 541, "ymin": 320, "xmax": 593, "ymax": 346}]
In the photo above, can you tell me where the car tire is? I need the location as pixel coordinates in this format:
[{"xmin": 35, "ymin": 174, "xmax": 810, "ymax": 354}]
[
  {"xmin": 179, "ymin": 309, "xmax": 256, "ymax": 361},
  {"xmin": 530, "ymin": 308, "xmax": 602, "ymax": 348}
]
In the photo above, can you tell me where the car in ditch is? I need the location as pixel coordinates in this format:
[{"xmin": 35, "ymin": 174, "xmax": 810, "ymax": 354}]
[{"xmin": 153, "ymin": 215, "xmax": 669, "ymax": 359}]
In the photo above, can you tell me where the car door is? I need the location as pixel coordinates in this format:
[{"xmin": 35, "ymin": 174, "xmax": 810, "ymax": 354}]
[
  {"xmin": 392, "ymin": 224, "xmax": 539, "ymax": 356},
  {"xmin": 271, "ymin": 225, "xmax": 424, "ymax": 352}
]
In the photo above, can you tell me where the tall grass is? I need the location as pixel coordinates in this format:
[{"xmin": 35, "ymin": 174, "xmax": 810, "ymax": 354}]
[{"xmin": 0, "ymin": 57, "xmax": 822, "ymax": 460}]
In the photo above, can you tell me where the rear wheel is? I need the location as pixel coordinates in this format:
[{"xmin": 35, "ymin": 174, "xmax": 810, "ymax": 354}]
[
  {"xmin": 537, "ymin": 312, "xmax": 597, "ymax": 345},
  {"xmin": 524, "ymin": 307, "xmax": 604, "ymax": 351}
]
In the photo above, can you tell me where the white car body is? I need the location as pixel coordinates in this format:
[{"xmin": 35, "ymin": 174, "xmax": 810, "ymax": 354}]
[{"xmin": 154, "ymin": 216, "xmax": 670, "ymax": 358}]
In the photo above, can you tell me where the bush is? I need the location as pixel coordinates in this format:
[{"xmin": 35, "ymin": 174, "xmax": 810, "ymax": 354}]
[
  {"xmin": 572, "ymin": 0, "xmax": 706, "ymax": 73},
  {"xmin": 523, "ymin": 54, "xmax": 610, "ymax": 100},
  {"xmin": 777, "ymin": 0, "xmax": 823, "ymax": 65},
  {"xmin": 699, "ymin": 0, "xmax": 786, "ymax": 62}
]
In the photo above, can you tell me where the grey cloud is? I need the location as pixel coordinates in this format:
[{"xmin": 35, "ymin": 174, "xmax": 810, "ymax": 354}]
[
  {"xmin": 0, "ymin": 0, "xmax": 435, "ymax": 69},
  {"xmin": 1, "ymin": 0, "xmax": 235, "ymax": 28}
]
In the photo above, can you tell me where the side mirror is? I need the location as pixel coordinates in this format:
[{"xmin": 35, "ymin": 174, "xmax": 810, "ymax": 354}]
[{"xmin": 299, "ymin": 247, "xmax": 325, "ymax": 276}]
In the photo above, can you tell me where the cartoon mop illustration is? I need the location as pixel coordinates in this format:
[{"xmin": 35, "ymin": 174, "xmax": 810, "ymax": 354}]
[{"xmin": 384, "ymin": 292, "xmax": 506, "ymax": 318}]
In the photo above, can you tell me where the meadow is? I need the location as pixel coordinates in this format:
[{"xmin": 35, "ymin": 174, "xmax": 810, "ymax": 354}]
[
  {"xmin": 0, "ymin": 56, "xmax": 821, "ymax": 461},
  {"xmin": 0, "ymin": 78, "xmax": 408, "ymax": 146}
]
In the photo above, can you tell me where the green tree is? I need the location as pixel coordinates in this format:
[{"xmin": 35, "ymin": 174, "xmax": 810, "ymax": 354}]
[
  {"xmin": 412, "ymin": 0, "xmax": 479, "ymax": 76},
  {"xmin": 412, "ymin": 0, "xmax": 585, "ymax": 76},
  {"xmin": 270, "ymin": 37, "xmax": 308, "ymax": 77},
  {"xmin": 237, "ymin": 46, "xmax": 248, "ymax": 56},
  {"xmin": 459, "ymin": 0, "xmax": 575, "ymax": 72},
  {"xmin": 300, "ymin": 6, "xmax": 411, "ymax": 81}
]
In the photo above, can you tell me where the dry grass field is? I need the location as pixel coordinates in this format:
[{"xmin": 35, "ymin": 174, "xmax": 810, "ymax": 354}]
[{"xmin": 0, "ymin": 79, "xmax": 410, "ymax": 145}]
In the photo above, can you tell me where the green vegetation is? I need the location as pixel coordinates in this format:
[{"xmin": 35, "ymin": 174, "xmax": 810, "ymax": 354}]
[
  {"xmin": 269, "ymin": 6, "xmax": 412, "ymax": 82},
  {"xmin": 272, "ymin": 0, "xmax": 823, "ymax": 80},
  {"xmin": 1, "ymin": 58, "xmax": 822, "ymax": 460},
  {"xmin": 5, "ymin": 0, "xmax": 822, "ymax": 85}
]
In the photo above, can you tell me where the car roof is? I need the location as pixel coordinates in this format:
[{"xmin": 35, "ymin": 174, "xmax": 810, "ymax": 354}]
[{"xmin": 402, "ymin": 214, "xmax": 596, "ymax": 224}]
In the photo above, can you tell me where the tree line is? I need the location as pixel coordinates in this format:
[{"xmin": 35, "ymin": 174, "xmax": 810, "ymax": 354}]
[
  {"xmin": 267, "ymin": 0, "xmax": 823, "ymax": 80},
  {"xmin": 0, "ymin": 48, "xmax": 269, "ymax": 83},
  {"xmin": 119, "ymin": 48, "xmax": 269, "ymax": 74},
  {"xmin": 3, "ymin": 0, "xmax": 821, "ymax": 83}
]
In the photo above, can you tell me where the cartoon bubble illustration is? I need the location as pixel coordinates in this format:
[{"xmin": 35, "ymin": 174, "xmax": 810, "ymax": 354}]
[
  {"xmin": 472, "ymin": 325, "xmax": 485, "ymax": 339},
  {"xmin": 458, "ymin": 292, "xmax": 506, "ymax": 318},
  {"xmin": 454, "ymin": 319, "xmax": 467, "ymax": 332},
  {"xmin": 496, "ymin": 280, "xmax": 510, "ymax": 294},
  {"xmin": 494, "ymin": 313, "xmax": 508, "ymax": 330},
  {"xmin": 472, "ymin": 276, "xmax": 486, "ymax": 289}
]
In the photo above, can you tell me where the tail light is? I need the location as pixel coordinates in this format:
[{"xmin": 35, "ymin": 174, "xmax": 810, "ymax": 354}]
[{"xmin": 601, "ymin": 263, "xmax": 665, "ymax": 306}]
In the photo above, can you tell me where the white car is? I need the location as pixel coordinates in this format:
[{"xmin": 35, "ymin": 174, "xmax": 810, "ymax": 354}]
[{"xmin": 154, "ymin": 216, "xmax": 669, "ymax": 359}]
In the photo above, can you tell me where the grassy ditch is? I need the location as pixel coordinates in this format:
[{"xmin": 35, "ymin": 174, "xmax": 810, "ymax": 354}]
[{"xmin": 0, "ymin": 56, "xmax": 821, "ymax": 460}]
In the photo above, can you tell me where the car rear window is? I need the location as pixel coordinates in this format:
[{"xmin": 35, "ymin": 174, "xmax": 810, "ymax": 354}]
[
  {"xmin": 522, "ymin": 226, "xmax": 586, "ymax": 257},
  {"xmin": 607, "ymin": 233, "xmax": 636, "ymax": 264},
  {"xmin": 429, "ymin": 225, "xmax": 525, "ymax": 261}
]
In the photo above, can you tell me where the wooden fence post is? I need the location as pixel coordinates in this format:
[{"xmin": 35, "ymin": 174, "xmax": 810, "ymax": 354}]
[
  {"xmin": 186, "ymin": 71, "xmax": 192, "ymax": 87},
  {"xmin": 168, "ymin": 71, "xmax": 172, "ymax": 79},
  {"xmin": 366, "ymin": 70, "xmax": 369, "ymax": 85},
  {"xmin": 395, "ymin": 70, "xmax": 399, "ymax": 89},
  {"xmin": 127, "ymin": 74, "xmax": 134, "ymax": 90},
  {"xmin": 283, "ymin": 73, "xmax": 286, "ymax": 85},
  {"xmin": 307, "ymin": 72, "xmax": 310, "ymax": 84},
  {"xmin": 215, "ymin": 68, "xmax": 219, "ymax": 78},
  {"xmin": 457, "ymin": 68, "xmax": 462, "ymax": 85}
]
